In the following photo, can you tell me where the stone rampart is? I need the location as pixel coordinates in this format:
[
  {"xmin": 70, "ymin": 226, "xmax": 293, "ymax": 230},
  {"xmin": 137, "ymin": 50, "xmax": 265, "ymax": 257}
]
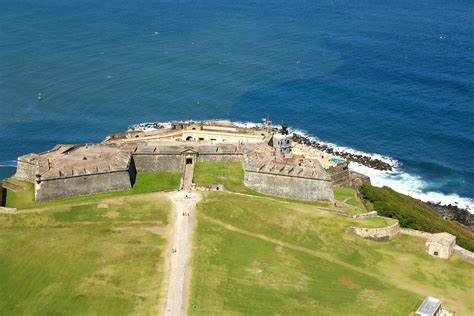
[
  {"xmin": 336, "ymin": 210, "xmax": 378, "ymax": 219},
  {"xmin": 244, "ymin": 170, "xmax": 333, "ymax": 201},
  {"xmin": 400, "ymin": 228, "xmax": 433, "ymax": 239},
  {"xmin": 133, "ymin": 154, "xmax": 182, "ymax": 172},
  {"xmin": 348, "ymin": 222, "xmax": 400, "ymax": 241},
  {"xmin": 197, "ymin": 154, "xmax": 242, "ymax": 163},
  {"xmin": 15, "ymin": 156, "xmax": 38, "ymax": 183},
  {"xmin": 35, "ymin": 169, "xmax": 133, "ymax": 201},
  {"xmin": 327, "ymin": 163, "xmax": 350, "ymax": 187}
]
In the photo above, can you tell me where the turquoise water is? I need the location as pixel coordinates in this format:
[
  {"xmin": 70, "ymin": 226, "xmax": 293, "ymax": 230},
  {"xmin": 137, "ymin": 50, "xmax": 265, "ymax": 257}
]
[
  {"xmin": 0, "ymin": 0, "xmax": 473, "ymax": 209},
  {"xmin": 330, "ymin": 158, "xmax": 345, "ymax": 165}
]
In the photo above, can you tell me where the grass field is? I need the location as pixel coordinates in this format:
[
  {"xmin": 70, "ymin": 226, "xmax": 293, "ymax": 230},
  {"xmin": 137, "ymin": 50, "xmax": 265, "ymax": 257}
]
[
  {"xmin": 333, "ymin": 187, "xmax": 366, "ymax": 213},
  {"xmin": 5, "ymin": 171, "xmax": 182, "ymax": 209},
  {"xmin": 0, "ymin": 193, "xmax": 171, "ymax": 315},
  {"xmin": 189, "ymin": 192, "xmax": 474, "ymax": 315}
]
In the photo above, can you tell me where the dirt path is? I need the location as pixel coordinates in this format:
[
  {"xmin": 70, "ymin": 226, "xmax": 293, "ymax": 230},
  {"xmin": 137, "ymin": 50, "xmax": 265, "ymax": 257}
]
[{"xmin": 163, "ymin": 190, "xmax": 200, "ymax": 316}]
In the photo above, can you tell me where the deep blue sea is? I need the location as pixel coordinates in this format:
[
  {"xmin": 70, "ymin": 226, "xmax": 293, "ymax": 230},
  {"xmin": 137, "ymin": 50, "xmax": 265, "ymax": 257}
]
[{"xmin": 1, "ymin": 0, "xmax": 473, "ymax": 210}]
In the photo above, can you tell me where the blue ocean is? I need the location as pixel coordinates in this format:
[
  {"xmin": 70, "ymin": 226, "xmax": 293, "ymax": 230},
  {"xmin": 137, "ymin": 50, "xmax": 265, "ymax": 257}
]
[{"xmin": 1, "ymin": 0, "xmax": 473, "ymax": 210}]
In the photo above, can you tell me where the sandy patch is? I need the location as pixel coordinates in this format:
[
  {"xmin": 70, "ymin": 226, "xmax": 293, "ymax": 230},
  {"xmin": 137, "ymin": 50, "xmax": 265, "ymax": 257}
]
[{"xmin": 340, "ymin": 275, "xmax": 360, "ymax": 289}]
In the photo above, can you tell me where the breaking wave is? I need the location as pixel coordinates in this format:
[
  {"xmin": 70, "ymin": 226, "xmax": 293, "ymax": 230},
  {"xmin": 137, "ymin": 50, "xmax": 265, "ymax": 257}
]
[
  {"xmin": 292, "ymin": 127, "xmax": 473, "ymax": 213},
  {"xmin": 0, "ymin": 160, "xmax": 16, "ymax": 168},
  {"xmin": 128, "ymin": 120, "xmax": 473, "ymax": 213}
]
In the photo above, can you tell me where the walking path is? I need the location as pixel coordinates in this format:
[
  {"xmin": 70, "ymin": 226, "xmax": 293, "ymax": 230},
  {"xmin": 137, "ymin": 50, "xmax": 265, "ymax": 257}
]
[
  {"xmin": 182, "ymin": 163, "xmax": 194, "ymax": 191},
  {"xmin": 164, "ymin": 190, "xmax": 199, "ymax": 316}
]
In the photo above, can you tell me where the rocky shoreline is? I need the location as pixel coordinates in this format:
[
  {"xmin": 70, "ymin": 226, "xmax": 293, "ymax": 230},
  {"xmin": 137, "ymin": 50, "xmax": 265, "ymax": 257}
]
[
  {"xmin": 291, "ymin": 132, "xmax": 474, "ymax": 227},
  {"xmin": 292, "ymin": 133, "xmax": 393, "ymax": 171},
  {"xmin": 425, "ymin": 202, "xmax": 473, "ymax": 230}
]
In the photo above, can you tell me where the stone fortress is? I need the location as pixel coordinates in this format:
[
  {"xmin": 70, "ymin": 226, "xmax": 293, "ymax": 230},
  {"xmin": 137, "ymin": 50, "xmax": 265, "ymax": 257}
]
[{"xmin": 14, "ymin": 120, "xmax": 368, "ymax": 202}]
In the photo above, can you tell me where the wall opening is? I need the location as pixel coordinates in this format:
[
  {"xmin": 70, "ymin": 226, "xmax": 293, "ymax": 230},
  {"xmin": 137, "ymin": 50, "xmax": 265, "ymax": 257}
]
[
  {"xmin": 434, "ymin": 251, "xmax": 438, "ymax": 256},
  {"xmin": 186, "ymin": 136, "xmax": 193, "ymax": 141},
  {"xmin": 186, "ymin": 158, "xmax": 193, "ymax": 165}
]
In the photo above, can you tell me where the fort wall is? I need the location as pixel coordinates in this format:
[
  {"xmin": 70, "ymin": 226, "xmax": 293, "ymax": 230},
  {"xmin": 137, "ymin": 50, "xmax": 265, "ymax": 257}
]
[
  {"xmin": 15, "ymin": 158, "xmax": 37, "ymax": 183},
  {"xmin": 327, "ymin": 163, "xmax": 350, "ymax": 187},
  {"xmin": 196, "ymin": 154, "xmax": 242, "ymax": 163},
  {"xmin": 133, "ymin": 154, "xmax": 182, "ymax": 172},
  {"xmin": 244, "ymin": 170, "xmax": 333, "ymax": 201},
  {"xmin": 347, "ymin": 222, "xmax": 400, "ymax": 241},
  {"xmin": 35, "ymin": 169, "xmax": 133, "ymax": 201}
]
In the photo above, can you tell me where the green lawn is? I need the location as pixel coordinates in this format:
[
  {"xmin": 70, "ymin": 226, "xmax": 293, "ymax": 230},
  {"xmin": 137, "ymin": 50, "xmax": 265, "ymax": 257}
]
[
  {"xmin": 333, "ymin": 187, "xmax": 366, "ymax": 213},
  {"xmin": 193, "ymin": 162, "xmax": 248, "ymax": 193},
  {"xmin": 189, "ymin": 192, "xmax": 474, "ymax": 315},
  {"xmin": 0, "ymin": 193, "xmax": 171, "ymax": 315},
  {"xmin": 5, "ymin": 171, "xmax": 182, "ymax": 210}
]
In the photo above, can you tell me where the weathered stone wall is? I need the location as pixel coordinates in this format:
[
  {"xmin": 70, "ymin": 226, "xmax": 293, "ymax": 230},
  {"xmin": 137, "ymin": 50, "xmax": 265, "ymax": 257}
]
[
  {"xmin": 454, "ymin": 245, "xmax": 474, "ymax": 263},
  {"xmin": 348, "ymin": 222, "xmax": 400, "ymax": 241},
  {"xmin": 35, "ymin": 170, "xmax": 133, "ymax": 201},
  {"xmin": 132, "ymin": 154, "xmax": 181, "ymax": 172},
  {"xmin": 244, "ymin": 171, "xmax": 334, "ymax": 201},
  {"xmin": 349, "ymin": 171, "xmax": 371, "ymax": 188},
  {"xmin": 336, "ymin": 210, "xmax": 378, "ymax": 219},
  {"xmin": 400, "ymin": 228, "xmax": 433, "ymax": 239},
  {"xmin": 197, "ymin": 154, "xmax": 242, "ymax": 163},
  {"xmin": 15, "ymin": 159, "xmax": 37, "ymax": 183},
  {"xmin": 327, "ymin": 163, "xmax": 350, "ymax": 187}
]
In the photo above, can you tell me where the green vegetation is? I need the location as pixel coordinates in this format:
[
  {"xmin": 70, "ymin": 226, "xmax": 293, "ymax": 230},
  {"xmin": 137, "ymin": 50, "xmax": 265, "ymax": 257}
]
[
  {"xmin": 5, "ymin": 171, "xmax": 181, "ymax": 209},
  {"xmin": 333, "ymin": 187, "xmax": 366, "ymax": 213},
  {"xmin": 360, "ymin": 185, "xmax": 474, "ymax": 252},
  {"xmin": 0, "ymin": 194, "xmax": 171, "ymax": 314},
  {"xmin": 193, "ymin": 162, "xmax": 248, "ymax": 193},
  {"xmin": 190, "ymin": 192, "xmax": 473, "ymax": 315}
]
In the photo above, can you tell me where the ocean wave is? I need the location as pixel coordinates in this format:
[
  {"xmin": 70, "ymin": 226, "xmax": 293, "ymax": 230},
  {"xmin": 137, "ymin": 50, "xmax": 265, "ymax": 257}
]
[
  {"xmin": 128, "ymin": 121, "xmax": 172, "ymax": 132},
  {"xmin": 0, "ymin": 160, "xmax": 16, "ymax": 168},
  {"xmin": 349, "ymin": 163, "xmax": 474, "ymax": 212}
]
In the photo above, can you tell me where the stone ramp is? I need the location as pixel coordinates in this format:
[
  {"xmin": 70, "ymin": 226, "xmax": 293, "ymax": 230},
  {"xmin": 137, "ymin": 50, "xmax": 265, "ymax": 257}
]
[{"xmin": 182, "ymin": 163, "xmax": 194, "ymax": 191}]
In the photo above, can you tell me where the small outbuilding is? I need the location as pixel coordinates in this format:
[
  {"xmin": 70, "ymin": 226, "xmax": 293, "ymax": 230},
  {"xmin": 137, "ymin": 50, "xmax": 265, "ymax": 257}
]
[
  {"xmin": 415, "ymin": 296, "xmax": 453, "ymax": 316},
  {"xmin": 425, "ymin": 232, "xmax": 456, "ymax": 259}
]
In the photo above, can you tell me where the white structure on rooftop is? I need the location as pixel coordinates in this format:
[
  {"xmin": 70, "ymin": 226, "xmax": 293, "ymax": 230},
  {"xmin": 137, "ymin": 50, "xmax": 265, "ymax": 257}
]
[{"xmin": 425, "ymin": 232, "xmax": 456, "ymax": 259}]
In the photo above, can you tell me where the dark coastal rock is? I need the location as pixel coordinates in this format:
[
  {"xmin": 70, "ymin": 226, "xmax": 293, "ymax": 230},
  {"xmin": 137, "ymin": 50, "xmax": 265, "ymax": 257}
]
[
  {"xmin": 292, "ymin": 133, "xmax": 393, "ymax": 171},
  {"xmin": 425, "ymin": 201, "xmax": 473, "ymax": 229},
  {"xmin": 130, "ymin": 122, "xmax": 167, "ymax": 131}
]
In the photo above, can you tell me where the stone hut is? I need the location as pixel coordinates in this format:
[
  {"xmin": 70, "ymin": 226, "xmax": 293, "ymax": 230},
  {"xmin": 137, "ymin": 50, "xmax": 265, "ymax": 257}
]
[{"xmin": 425, "ymin": 233, "xmax": 456, "ymax": 259}]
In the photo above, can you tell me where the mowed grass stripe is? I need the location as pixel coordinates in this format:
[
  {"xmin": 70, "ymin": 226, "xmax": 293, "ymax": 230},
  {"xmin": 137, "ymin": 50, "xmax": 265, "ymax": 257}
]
[{"xmin": 189, "ymin": 216, "xmax": 418, "ymax": 315}]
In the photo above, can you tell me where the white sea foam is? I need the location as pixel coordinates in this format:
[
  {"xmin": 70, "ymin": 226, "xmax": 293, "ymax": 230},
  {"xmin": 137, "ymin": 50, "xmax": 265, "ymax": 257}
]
[
  {"xmin": 0, "ymin": 160, "xmax": 16, "ymax": 168},
  {"xmin": 349, "ymin": 163, "xmax": 474, "ymax": 212},
  {"xmin": 127, "ymin": 120, "xmax": 473, "ymax": 212}
]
